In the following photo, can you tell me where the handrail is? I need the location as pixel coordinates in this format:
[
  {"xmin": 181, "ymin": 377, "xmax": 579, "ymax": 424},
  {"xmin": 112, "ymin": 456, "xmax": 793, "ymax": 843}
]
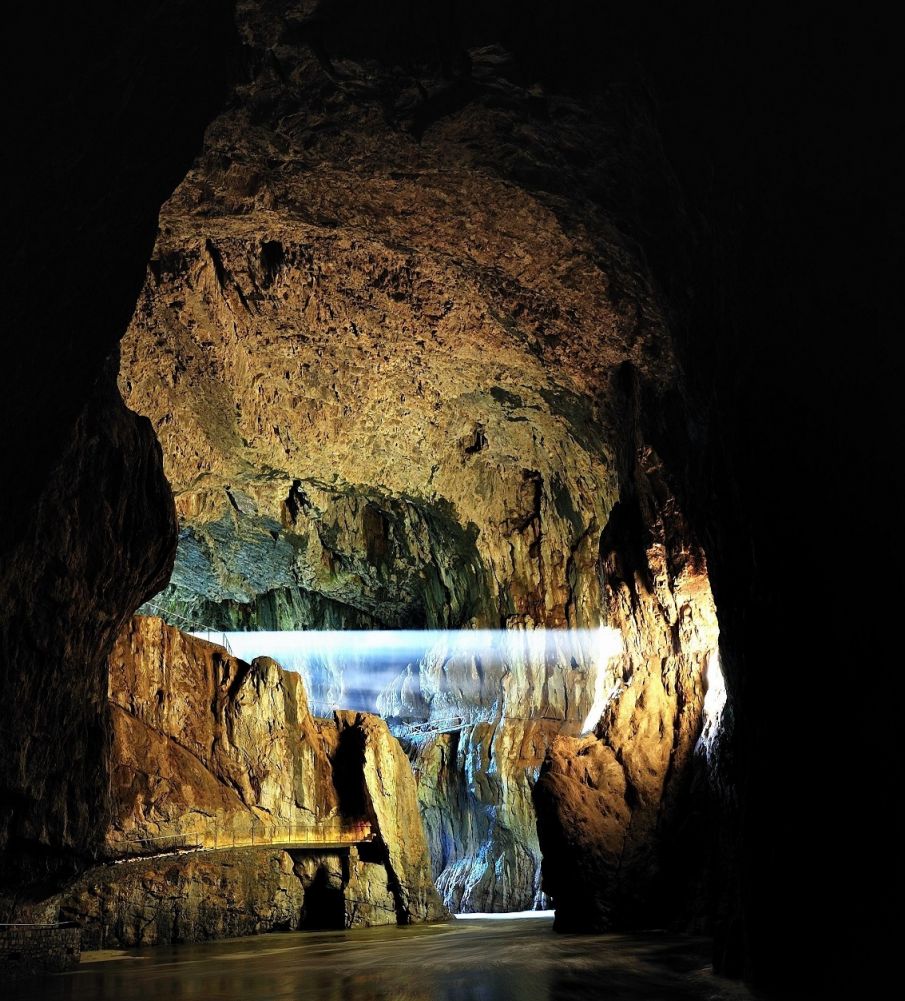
[
  {"xmin": 108, "ymin": 819, "xmax": 373, "ymax": 858},
  {"xmin": 0, "ymin": 922, "xmax": 79, "ymax": 928}
]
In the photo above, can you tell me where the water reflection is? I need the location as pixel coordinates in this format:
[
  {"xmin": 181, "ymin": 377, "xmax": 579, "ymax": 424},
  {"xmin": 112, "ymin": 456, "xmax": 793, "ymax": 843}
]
[{"xmin": 10, "ymin": 916, "xmax": 762, "ymax": 1001}]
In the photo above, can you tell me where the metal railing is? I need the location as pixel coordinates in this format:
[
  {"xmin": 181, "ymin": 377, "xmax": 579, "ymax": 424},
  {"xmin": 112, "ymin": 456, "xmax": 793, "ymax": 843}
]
[{"xmin": 108, "ymin": 819, "xmax": 373, "ymax": 858}]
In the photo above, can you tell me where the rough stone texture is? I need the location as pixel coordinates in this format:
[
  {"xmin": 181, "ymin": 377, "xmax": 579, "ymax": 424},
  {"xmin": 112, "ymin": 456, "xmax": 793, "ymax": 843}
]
[
  {"xmin": 107, "ymin": 616, "xmax": 336, "ymax": 842},
  {"xmin": 0, "ymin": 924, "xmax": 80, "ymax": 978},
  {"xmin": 379, "ymin": 628, "xmax": 602, "ymax": 912},
  {"xmin": 331, "ymin": 711, "xmax": 447, "ymax": 923},
  {"xmin": 0, "ymin": 375, "xmax": 177, "ymax": 889},
  {"xmin": 2, "ymin": 1, "xmax": 886, "ymax": 990},
  {"xmin": 0, "ymin": 0, "xmax": 235, "ymax": 892},
  {"xmin": 116, "ymin": 0, "xmax": 715, "ymax": 918},
  {"xmin": 102, "ymin": 615, "xmax": 444, "ymax": 928},
  {"xmin": 58, "ymin": 850, "xmax": 304, "ymax": 948},
  {"xmin": 413, "ymin": 719, "xmax": 559, "ymax": 912},
  {"xmin": 534, "ymin": 424, "xmax": 719, "ymax": 930},
  {"xmin": 52, "ymin": 846, "xmax": 410, "ymax": 948},
  {"xmin": 119, "ymin": 5, "xmax": 684, "ymax": 639}
]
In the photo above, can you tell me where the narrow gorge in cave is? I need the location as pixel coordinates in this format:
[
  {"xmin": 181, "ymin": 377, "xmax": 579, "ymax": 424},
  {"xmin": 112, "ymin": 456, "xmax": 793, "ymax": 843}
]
[{"xmin": 0, "ymin": 2, "xmax": 889, "ymax": 998}]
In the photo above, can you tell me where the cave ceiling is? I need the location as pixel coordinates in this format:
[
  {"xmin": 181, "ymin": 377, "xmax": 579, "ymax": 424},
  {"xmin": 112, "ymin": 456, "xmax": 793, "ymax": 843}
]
[{"xmin": 121, "ymin": 10, "xmax": 686, "ymax": 633}]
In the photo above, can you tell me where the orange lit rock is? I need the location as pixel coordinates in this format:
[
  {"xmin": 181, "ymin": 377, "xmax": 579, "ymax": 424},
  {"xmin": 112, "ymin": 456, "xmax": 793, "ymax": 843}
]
[
  {"xmin": 534, "ymin": 440, "xmax": 719, "ymax": 930},
  {"xmin": 101, "ymin": 615, "xmax": 445, "ymax": 933}
]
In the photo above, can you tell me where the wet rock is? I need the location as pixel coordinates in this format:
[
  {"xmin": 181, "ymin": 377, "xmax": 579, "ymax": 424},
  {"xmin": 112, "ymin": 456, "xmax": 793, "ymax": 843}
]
[
  {"xmin": 58, "ymin": 850, "xmax": 305, "ymax": 948},
  {"xmin": 51, "ymin": 845, "xmax": 414, "ymax": 948}
]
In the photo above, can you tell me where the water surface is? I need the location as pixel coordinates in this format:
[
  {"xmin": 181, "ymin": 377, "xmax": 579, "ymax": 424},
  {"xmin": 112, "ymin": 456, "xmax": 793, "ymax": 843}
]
[{"xmin": 10, "ymin": 915, "xmax": 762, "ymax": 1001}]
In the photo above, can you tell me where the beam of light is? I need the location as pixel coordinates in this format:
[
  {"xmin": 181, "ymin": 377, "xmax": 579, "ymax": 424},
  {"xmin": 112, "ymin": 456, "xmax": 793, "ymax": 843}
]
[
  {"xmin": 697, "ymin": 649, "xmax": 727, "ymax": 758},
  {"xmin": 190, "ymin": 627, "xmax": 624, "ymax": 721},
  {"xmin": 580, "ymin": 628, "xmax": 625, "ymax": 734}
]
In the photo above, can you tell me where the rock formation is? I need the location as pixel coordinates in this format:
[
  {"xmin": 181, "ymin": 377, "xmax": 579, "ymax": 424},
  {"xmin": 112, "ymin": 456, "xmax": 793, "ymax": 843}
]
[
  {"xmin": 0, "ymin": 372, "xmax": 177, "ymax": 890},
  {"xmin": 2, "ymin": 1, "xmax": 885, "ymax": 991},
  {"xmin": 379, "ymin": 629, "xmax": 605, "ymax": 912},
  {"xmin": 534, "ymin": 430, "xmax": 719, "ymax": 930},
  {"xmin": 0, "ymin": 0, "xmax": 235, "ymax": 892},
  {"xmin": 52, "ymin": 844, "xmax": 418, "ymax": 948},
  {"xmin": 115, "ymin": 0, "xmax": 719, "ymax": 916},
  {"xmin": 77, "ymin": 613, "xmax": 445, "ymax": 943}
]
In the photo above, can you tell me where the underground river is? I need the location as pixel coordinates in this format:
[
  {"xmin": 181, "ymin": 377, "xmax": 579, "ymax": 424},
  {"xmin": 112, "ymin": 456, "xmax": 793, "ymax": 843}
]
[{"xmin": 8, "ymin": 915, "xmax": 761, "ymax": 1001}]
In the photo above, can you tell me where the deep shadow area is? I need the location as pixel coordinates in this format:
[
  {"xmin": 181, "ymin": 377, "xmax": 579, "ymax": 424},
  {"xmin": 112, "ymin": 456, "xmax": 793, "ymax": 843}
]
[
  {"xmin": 0, "ymin": 1, "xmax": 890, "ymax": 993},
  {"xmin": 331, "ymin": 723, "xmax": 370, "ymax": 820},
  {"xmin": 302, "ymin": 865, "xmax": 346, "ymax": 930}
]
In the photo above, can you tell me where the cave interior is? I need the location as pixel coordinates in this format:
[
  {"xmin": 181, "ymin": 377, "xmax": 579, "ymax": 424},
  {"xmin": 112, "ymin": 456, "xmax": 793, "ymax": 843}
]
[{"xmin": 0, "ymin": 1, "xmax": 891, "ymax": 995}]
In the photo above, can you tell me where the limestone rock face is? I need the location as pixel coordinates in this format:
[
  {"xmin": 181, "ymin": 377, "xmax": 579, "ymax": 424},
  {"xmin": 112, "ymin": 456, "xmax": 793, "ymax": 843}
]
[
  {"xmin": 533, "ymin": 431, "xmax": 719, "ymax": 930},
  {"xmin": 54, "ymin": 847, "xmax": 407, "ymax": 947},
  {"xmin": 332, "ymin": 711, "xmax": 447, "ymax": 923},
  {"xmin": 58, "ymin": 849, "xmax": 306, "ymax": 949},
  {"xmin": 103, "ymin": 615, "xmax": 445, "ymax": 930},
  {"xmin": 108, "ymin": 616, "xmax": 336, "ymax": 841},
  {"xmin": 118, "ymin": 7, "xmax": 690, "ymax": 639},
  {"xmin": 380, "ymin": 629, "xmax": 603, "ymax": 912}
]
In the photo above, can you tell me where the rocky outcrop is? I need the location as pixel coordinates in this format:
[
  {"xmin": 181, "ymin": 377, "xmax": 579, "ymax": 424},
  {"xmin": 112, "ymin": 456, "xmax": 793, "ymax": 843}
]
[
  {"xmin": 117, "ymin": 5, "xmax": 688, "ymax": 641},
  {"xmin": 533, "ymin": 424, "xmax": 719, "ymax": 930},
  {"xmin": 58, "ymin": 849, "xmax": 306, "ymax": 948},
  {"xmin": 99, "ymin": 615, "xmax": 445, "ymax": 933},
  {"xmin": 331, "ymin": 711, "xmax": 447, "ymax": 923},
  {"xmin": 380, "ymin": 629, "xmax": 607, "ymax": 912},
  {"xmin": 0, "ymin": 375, "xmax": 177, "ymax": 890},
  {"xmin": 107, "ymin": 616, "xmax": 336, "ymax": 842},
  {"xmin": 0, "ymin": 1, "xmax": 235, "ymax": 892},
  {"xmin": 53, "ymin": 846, "xmax": 405, "ymax": 948}
]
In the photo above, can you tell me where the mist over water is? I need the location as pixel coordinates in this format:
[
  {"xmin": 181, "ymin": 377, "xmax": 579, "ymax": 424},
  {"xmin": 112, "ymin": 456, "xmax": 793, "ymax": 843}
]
[{"xmin": 194, "ymin": 628, "xmax": 624, "ymax": 726}]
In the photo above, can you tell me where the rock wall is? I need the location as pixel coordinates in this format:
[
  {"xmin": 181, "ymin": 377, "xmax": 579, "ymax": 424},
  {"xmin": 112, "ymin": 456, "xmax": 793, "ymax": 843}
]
[
  {"xmin": 380, "ymin": 629, "xmax": 604, "ymax": 912},
  {"xmin": 0, "ymin": 0, "xmax": 235, "ymax": 892},
  {"xmin": 118, "ymin": 3, "xmax": 687, "ymax": 642},
  {"xmin": 533, "ymin": 420, "xmax": 719, "ymax": 929},
  {"xmin": 115, "ymin": 0, "xmax": 712, "ymax": 919},
  {"xmin": 0, "ymin": 923, "xmax": 80, "ymax": 978},
  {"xmin": 332, "ymin": 711, "xmax": 447, "ymax": 923},
  {"xmin": 0, "ymin": 375, "xmax": 177, "ymax": 890},
  {"xmin": 107, "ymin": 616, "xmax": 336, "ymax": 841},
  {"xmin": 101, "ymin": 615, "xmax": 445, "ymax": 932},
  {"xmin": 2, "ymin": 0, "xmax": 884, "ymax": 990},
  {"xmin": 53, "ymin": 847, "xmax": 404, "ymax": 948}
]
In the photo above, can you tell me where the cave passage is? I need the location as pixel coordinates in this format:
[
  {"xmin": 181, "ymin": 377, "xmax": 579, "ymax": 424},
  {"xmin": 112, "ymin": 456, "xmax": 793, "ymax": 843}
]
[{"xmin": 197, "ymin": 626, "xmax": 624, "ymax": 731}]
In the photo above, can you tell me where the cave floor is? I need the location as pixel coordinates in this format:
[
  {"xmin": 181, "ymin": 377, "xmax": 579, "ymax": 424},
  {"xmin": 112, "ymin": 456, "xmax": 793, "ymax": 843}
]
[{"xmin": 7, "ymin": 915, "xmax": 765, "ymax": 1000}]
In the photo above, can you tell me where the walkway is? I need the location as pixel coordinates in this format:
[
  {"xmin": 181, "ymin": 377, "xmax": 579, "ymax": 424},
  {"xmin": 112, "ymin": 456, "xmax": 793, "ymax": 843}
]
[{"xmin": 108, "ymin": 820, "xmax": 373, "ymax": 859}]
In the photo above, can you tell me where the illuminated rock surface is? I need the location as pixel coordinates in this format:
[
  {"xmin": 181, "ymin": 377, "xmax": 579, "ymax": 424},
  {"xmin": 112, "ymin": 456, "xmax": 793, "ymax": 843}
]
[
  {"xmin": 534, "ymin": 447, "xmax": 719, "ymax": 929},
  {"xmin": 118, "ymin": 0, "xmax": 717, "ymax": 916},
  {"xmin": 56, "ymin": 615, "xmax": 445, "ymax": 942}
]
